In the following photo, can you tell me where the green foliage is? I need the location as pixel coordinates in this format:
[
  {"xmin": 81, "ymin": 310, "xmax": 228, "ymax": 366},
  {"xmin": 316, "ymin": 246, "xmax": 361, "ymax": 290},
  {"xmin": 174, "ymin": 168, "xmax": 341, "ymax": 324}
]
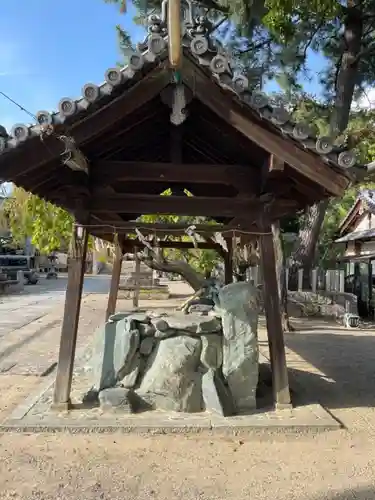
[
  {"xmin": 4, "ymin": 187, "xmax": 74, "ymax": 254},
  {"xmin": 116, "ymin": 24, "xmax": 135, "ymax": 65},
  {"xmin": 263, "ymin": 0, "xmax": 338, "ymax": 39},
  {"xmin": 104, "ymin": 0, "xmax": 127, "ymax": 11}
]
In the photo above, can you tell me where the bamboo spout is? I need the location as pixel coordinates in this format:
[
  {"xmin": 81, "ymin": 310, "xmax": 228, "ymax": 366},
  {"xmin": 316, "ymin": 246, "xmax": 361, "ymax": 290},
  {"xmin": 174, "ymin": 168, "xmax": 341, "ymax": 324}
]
[{"xmin": 168, "ymin": 0, "xmax": 182, "ymax": 68}]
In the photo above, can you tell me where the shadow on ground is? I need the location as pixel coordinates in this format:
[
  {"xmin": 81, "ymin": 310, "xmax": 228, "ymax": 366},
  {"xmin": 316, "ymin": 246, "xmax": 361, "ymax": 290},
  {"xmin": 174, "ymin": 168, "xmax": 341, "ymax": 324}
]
[
  {"xmin": 285, "ymin": 330, "xmax": 375, "ymax": 410},
  {"xmin": 314, "ymin": 487, "xmax": 375, "ymax": 499}
]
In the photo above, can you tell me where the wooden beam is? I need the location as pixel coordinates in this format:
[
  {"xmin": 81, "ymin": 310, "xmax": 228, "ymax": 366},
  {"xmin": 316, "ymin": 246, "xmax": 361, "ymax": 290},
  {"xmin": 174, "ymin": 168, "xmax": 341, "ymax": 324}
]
[
  {"xmin": 224, "ymin": 237, "xmax": 233, "ymax": 284},
  {"xmin": 105, "ymin": 242, "xmax": 124, "ymax": 321},
  {"xmin": 88, "ymin": 220, "xmax": 229, "ymax": 235},
  {"xmin": 123, "ymin": 239, "xmax": 222, "ymax": 251},
  {"xmin": 52, "ymin": 224, "xmax": 88, "ymax": 410},
  {"xmin": 90, "ymin": 193, "xmax": 260, "ymax": 217},
  {"xmin": 261, "ymin": 155, "xmax": 285, "ymax": 192},
  {"xmin": 133, "ymin": 248, "xmax": 141, "ymax": 308},
  {"xmin": 368, "ymin": 260, "xmax": 373, "ymax": 320},
  {"xmin": 181, "ymin": 59, "xmax": 350, "ymax": 197},
  {"xmin": 91, "ymin": 161, "xmax": 255, "ymax": 187},
  {"xmin": 170, "ymin": 124, "xmax": 184, "ymax": 195},
  {"xmin": 259, "ymin": 226, "xmax": 291, "ymax": 408}
]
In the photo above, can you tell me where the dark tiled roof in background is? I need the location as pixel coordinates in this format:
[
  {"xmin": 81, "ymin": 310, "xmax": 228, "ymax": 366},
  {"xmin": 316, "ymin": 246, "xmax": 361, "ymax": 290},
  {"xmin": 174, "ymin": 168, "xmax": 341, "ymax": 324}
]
[
  {"xmin": 336, "ymin": 189, "xmax": 375, "ymax": 240},
  {"xmin": 359, "ymin": 189, "xmax": 375, "ymax": 213},
  {"xmin": 336, "ymin": 227, "xmax": 375, "ymax": 243},
  {"xmin": 0, "ymin": 4, "xmax": 360, "ymax": 175}
]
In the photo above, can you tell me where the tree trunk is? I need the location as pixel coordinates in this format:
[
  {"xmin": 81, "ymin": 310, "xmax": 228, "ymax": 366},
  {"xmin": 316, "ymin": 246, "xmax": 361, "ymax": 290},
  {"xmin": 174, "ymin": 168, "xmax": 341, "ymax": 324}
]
[
  {"xmin": 138, "ymin": 250, "xmax": 206, "ymax": 292},
  {"xmin": 289, "ymin": 200, "xmax": 329, "ymax": 290},
  {"xmin": 330, "ymin": 1, "xmax": 363, "ymax": 137},
  {"xmin": 289, "ymin": 2, "xmax": 362, "ymax": 289}
]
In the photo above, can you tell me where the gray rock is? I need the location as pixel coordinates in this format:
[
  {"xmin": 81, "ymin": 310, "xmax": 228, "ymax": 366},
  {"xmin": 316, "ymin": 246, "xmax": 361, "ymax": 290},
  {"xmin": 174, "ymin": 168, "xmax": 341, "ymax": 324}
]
[
  {"xmin": 152, "ymin": 318, "xmax": 169, "ymax": 331},
  {"xmin": 127, "ymin": 312, "xmax": 151, "ymax": 323},
  {"xmin": 202, "ymin": 369, "xmax": 234, "ymax": 416},
  {"xmin": 99, "ymin": 387, "xmax": 133, "ymax": 413},
  {"xmin": 137, "ymin": 323, "xmax": 156, "ymax": 337},
  {"xmin": 154, "ymin": 327, "xmax": 176, "ymax": 339},
  {"xmin": 115, "ymin": 328, "xmax": 140, "ymax": 380},
  {"xmin": 146, "ymin": 310, "xmax": 169, "ymax": 318},
  {"xmin": 120, "ymin": 352, "xmax": 141, "ymax": 389},
  {"xmin": 90, "ymin": 321, "xmax": 140, "ymax": 391},
  {"xmin": 108, "ymin": 312, "xmax": 131, "ymax": 323},
  {"xmin": 139, "ymin": 337, "xmax": 155, "ymax": 356},
  {"xmin": 162, "ymin": 312, "xmax": 221, "ymax": 334},
  {"xmin": 200, "ymin": 334, "xmax": 222, "ymax": 369},
  {"xmin": 188, "ymin": 304, "xmax": 214, "ymax": 315},
  {"xmin": 219, "ymin": 282, "xmax": 260, "ymax": 412},
  {"xmin": 136, "ymin": 336, "xmax": 203, "ymax": 412}
]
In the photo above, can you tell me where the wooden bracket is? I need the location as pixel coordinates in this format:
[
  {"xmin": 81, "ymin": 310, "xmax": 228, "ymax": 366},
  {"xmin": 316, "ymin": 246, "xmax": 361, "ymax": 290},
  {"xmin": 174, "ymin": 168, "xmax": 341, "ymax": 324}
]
[
  {"xmin": 269, "ymin": 155, "xmax": 284, "ymax": 172},
  {"xmin": 58, "ymin": 135, "xmax": 89, "ymax": 174}
]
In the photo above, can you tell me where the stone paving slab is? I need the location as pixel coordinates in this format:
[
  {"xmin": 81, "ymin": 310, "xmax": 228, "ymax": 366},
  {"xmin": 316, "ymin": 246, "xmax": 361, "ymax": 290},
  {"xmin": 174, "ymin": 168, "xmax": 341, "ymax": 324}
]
[
  {"xmin": 0, "ymin": 407, "xmax": 340, "ymax": 434},
  {"xmin": 1, "ymin": 367, "xmax": 340, "ymax": 435}
]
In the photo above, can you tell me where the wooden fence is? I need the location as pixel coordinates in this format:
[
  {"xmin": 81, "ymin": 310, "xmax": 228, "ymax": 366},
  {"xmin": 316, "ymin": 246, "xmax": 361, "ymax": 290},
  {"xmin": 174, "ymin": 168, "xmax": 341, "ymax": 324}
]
[{"xmin": 248, "ymin": 266, "xmax": 346, "ymax": 293}]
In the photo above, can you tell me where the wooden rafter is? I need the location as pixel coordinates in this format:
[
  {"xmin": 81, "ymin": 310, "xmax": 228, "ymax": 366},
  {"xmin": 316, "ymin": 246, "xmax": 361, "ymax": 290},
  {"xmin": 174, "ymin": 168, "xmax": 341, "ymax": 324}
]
[{"xmin": 181, "ymin": 58, "xmax": 350, "ymax": 197}]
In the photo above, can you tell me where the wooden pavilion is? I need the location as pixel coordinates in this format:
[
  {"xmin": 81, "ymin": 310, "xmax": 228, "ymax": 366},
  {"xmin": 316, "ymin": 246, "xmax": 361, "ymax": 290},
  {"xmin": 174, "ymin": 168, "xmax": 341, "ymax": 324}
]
[
  {"xmin": 0, "ymin": 2, "xmax": 357, "ymax": 413},
  {"xmin": 336, "ymin": 188, "xmax": 375, "ymax": 318}
]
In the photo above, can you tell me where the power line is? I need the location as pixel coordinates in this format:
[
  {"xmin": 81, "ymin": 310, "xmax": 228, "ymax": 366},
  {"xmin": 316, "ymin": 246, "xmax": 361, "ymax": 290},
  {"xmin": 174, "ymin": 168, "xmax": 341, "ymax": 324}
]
[{"xmin": 0, "ymin": 91, "xmax": 37, "ymax": 121}]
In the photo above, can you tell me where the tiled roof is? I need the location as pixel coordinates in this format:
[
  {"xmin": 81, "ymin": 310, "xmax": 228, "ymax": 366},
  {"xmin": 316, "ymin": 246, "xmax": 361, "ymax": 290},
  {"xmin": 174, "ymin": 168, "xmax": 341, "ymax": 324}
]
[
  {"xmin": 335, "ymin": 227, "xmax": 375, "ymax": 243},
  {"xmin": 338, "ymin": 189, "xmax": 375, "ymax": 235},
  {"xmin": 358, "ymin": 189, "xmax": 375, "ymax": 213},
  {"xmin": 0, "ymin": 3, "xmax": 360, "ymax": 174}
]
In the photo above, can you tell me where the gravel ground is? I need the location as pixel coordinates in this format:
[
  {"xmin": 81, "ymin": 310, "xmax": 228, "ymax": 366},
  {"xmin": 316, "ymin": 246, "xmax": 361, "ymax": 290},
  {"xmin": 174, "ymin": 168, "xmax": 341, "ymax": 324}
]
[{"xmin": 0, "ymin": 431, "xmax": 375, "ymax": 500}]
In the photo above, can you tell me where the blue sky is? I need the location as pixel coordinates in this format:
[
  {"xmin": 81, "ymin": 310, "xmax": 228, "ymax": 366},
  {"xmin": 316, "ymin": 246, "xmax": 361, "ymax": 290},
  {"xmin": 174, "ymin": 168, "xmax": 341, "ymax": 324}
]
[
  {"xmin": 0, "ymin": 0, "xmax": 146, "ymax": 131},
  {"xmin": 0, "ymin": 0, "xmax": 329, "ymax": 133}
]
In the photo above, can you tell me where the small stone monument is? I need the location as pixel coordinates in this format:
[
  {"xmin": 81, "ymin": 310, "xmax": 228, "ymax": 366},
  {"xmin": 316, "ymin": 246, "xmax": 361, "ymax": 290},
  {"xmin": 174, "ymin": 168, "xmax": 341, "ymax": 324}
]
[{"xmin": 118, "ymin": 261, "xmax": 169, "ymax": 300}]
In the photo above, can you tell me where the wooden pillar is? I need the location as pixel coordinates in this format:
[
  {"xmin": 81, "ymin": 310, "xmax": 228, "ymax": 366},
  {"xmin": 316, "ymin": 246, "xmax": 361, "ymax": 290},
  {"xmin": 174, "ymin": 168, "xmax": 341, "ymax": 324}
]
[
  {"xmin": 105, "ymin": 242, "xmax": 123, "ymax": 321},
  {"xmin": 368, "ymin": 260, "xmax": 373, "ymax": 319},
  {"xmin": 133, "ymin": 247, "xmax": 141, "ymax": 308},
  {"xmin": 224, "ymin": 238, "xmax": 233, "ymax": 285},
  {"xmin": 259, "ymin": 226, "xmax": 291, "ymax": 409},
  {"xmin": 53, "ymin": 224, "xmax": 88, "ymax": 410}
]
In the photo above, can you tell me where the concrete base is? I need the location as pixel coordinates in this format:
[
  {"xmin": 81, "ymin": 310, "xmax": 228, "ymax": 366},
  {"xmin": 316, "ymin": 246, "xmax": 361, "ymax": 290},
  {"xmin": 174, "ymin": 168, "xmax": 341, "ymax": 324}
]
[
  {"xmin": 0, "ymin": 369, "xmax": 341, "ymax": 434},
  {"xmin": 0, "ymin": 328, "xmax": 342, "ymax": 435},
  {"xmin": 0, "ymin": 404, "xmax": 341, "ymax": 434},
  {"xmin": 275, "ymin": 403, "xmax": 293, "ymax": 411}
]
